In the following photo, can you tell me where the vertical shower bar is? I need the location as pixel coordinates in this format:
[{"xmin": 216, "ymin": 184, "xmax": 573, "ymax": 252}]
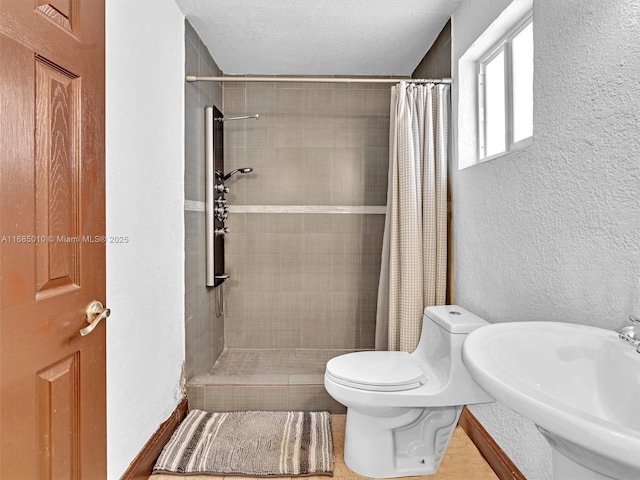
[{"xmin": 205, "ymin": 106, "xmax": 215, "ymax": 286}]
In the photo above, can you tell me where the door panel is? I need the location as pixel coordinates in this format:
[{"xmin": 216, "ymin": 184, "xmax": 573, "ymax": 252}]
[
  {"xmin": 0, "ymin": 0, "xmax": 105, "ymax": 477},
  {"xmin": 35, "ymin": 56, "xmax": 81, "ymax": 297},
  {"xmin": 37, "ymin": 353, "xmax": 80, "ymax": 479},
  {"xmin": 35, "ymin": 0, "xmax": 77, "ymax": 32}
]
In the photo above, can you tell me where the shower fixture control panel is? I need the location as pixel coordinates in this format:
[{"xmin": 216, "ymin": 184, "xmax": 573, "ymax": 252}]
[
  {"xmin": 205, "ymin": 106, "xmax": 256, "ymax": 287},
  {"xmin": 206, "ymin": 106, "xmax": 229, "ymax": 287}
]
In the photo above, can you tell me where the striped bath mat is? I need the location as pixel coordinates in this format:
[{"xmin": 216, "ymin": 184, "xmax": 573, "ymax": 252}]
[{"xmin": 153, "ymin": 410, "xmax": 334, "ymax": 476}]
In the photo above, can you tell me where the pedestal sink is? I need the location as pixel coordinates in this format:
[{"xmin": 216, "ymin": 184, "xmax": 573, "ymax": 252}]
[{"xmin": 461, "ymin": 321, "xmax": 640, "ymax": 480}]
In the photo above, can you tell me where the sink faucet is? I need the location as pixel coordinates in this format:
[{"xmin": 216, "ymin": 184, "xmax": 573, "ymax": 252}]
[{"xmin": 619, "ymin": 315, "xmax": 640, "ymax": 353}]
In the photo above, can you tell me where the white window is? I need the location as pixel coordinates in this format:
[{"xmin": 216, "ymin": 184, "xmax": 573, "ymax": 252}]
[{"xmin": 478, "ymin": 16, "xmax": 533, "ymax": 161}]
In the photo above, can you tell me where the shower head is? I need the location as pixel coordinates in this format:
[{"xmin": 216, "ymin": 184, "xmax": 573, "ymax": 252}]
[
  {"xmin": 214, "ymin": 114, "xmax": 259, "ymax": 122},
  {"xmin": 222, "ymin": 167, "xmax": 253, "ymax": 181}
]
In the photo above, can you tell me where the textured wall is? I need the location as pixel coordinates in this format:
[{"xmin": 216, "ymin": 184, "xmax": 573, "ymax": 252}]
[
  {"xmin": 222, "ymin": 82, "xmax": 389, "ymax": 349},
  {"xmin": 452, "ymin": 0, "xmax": 640, "ymax": 478},
  {"xmin": 105, "ymin": 0, "xmax": 185, "ymax": 477},
  {"xmin": 184, "ymin": 21, "xmax": 225, "ymax": 380}
]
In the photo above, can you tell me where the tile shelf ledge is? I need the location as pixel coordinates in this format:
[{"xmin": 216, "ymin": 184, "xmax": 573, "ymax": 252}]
[{"xmin": 184, "ymin": 201, "xmax": 386, "ymax": 214}]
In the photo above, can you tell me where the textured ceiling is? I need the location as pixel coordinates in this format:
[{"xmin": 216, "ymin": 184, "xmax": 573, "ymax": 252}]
[{"xmin": 174, "ymin": 0, "xmax": 461, "ymax": 76}]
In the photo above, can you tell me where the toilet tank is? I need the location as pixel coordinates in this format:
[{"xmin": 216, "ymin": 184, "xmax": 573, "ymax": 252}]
[{"xmin": 411, "ymin": 305, "xmax": 490, "ymax": 402}]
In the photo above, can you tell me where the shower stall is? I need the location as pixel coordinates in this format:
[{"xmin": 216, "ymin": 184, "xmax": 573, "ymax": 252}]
[
  {"xmin": 183, "ymin": 19, "xmax": 449, "ymax": 412},
  {"xmin": 187, "ymin": 73, "xmax": 391, "ymax": 412}
]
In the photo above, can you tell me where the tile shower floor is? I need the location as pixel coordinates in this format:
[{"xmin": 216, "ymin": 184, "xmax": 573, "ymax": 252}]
[
  {"xmin": 150, "ymin": 414, "xmax": 499, "ymax": 480},
  {"xmin": 207, "ymin": 348, "xmax": 358, "ymax": 378},
  {"xmin": 187, "ymin": 348, "xmax": 362, "ymax": 412}
]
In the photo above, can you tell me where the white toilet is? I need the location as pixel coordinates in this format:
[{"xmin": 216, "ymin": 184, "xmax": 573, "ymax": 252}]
[{"xmin": 324, "ymin": 305, "xmax": 493, "ymax": 478}]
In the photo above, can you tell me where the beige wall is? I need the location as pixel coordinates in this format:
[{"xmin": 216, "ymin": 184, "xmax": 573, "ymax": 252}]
[
  {"xmin": 222, "ymin": 81, "xmax": 390, "ymax": 349},
  {"xmin": 413, "ymin": 20, "xmax": 451, "ymax": 79},
  {"xmin": 184, "ymin": 20, "xmax": 224, "ymax": 379}
]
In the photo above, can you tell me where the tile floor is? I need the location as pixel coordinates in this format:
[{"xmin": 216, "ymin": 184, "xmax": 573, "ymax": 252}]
[
  {"xmin": 204, "ymin": 348, "xmax": 361, "ymax": 379},
  {"xmin": 150, "ymin": 414, "xmax": 499, "ymax": 480},
  {"xmin": 187, "ymin": 349, "xmax": 362, "ymax": 412}
]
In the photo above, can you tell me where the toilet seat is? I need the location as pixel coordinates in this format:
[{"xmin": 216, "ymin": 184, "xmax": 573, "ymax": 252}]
[{"xmin": 326, "ymin": 351, "xmax": 427, "ymax": 392}]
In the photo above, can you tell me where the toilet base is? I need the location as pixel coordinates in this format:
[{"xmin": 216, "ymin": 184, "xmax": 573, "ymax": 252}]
[{"xmin": 343, "ymin": 405, "xmax": 463, "ymax": 478}]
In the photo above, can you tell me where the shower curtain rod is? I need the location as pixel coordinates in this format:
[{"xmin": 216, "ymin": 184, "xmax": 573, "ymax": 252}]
[{"xmin": 185, "ymin": 75, "xmax": 452, "ymax": 84}]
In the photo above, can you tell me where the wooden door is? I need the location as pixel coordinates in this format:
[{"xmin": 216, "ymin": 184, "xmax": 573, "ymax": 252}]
[{"xmin": 0, "ymin": 0, "xmax": 106, "ymax": 478}]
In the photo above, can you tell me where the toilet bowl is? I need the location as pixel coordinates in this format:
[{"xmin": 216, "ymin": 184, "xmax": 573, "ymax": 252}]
[{"xmin": 324, "ymin": 305, "xmax": 493, "ymax": 478}]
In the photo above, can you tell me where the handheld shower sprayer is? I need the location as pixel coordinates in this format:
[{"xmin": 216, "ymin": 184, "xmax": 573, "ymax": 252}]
[{"xmin": 216, "ymin": 167, "xmax": 254, "ymax": 181}]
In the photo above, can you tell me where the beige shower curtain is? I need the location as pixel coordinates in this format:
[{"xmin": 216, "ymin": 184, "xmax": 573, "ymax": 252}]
[{"xmin": 375, "ymin": 82, "xmax": 449, "ymax": 352}]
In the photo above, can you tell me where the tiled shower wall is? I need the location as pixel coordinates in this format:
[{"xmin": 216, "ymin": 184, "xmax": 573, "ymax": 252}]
[
  {"xmin": 184, "ymin": 21, "xmax": 225, "ymax": 379},
  {"xmin": 222, "ymin": 82, "xmax": 390, "ymax": 349},
  {"xmin": 412, "ymin": 20, "xmax": 451, "ymax": 79}
]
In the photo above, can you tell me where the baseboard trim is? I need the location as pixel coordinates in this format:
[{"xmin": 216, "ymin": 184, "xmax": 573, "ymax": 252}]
[
  {"xmin": 459, "ymin": 407, "xmax": 526, "ymax": 480},
  {"xmin": 121, "ymin": 397, "xmax": 189, "ymax": 480}
]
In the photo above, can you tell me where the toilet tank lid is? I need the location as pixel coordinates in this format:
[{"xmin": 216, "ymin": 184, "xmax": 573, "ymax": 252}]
[{"xmin": 424, "ymin": 305, "xmax": 488, "ymax": 334}]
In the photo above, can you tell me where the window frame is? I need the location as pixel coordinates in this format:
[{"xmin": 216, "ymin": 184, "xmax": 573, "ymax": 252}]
[{"xmin": 478, "ymin": 13, "xmax": 533, "ymax": 162}]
